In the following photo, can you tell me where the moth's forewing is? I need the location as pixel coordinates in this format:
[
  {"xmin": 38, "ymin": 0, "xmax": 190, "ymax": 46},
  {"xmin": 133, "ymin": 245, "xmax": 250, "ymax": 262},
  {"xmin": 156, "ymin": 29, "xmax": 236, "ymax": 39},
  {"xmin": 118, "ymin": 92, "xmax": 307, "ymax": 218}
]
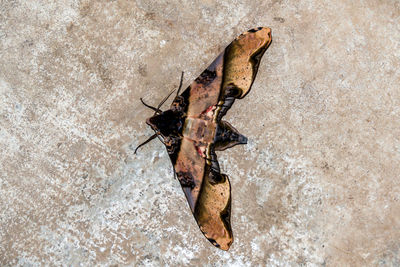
[
  {"xmin": 174, "ymin": 138, "xmax": 205, "ymax": 212},
  {"xmin": 223, "ymin": 27, "xmax": 272, "ymax": 99},
  {"xmin": 181, "ymin": 53, "xmax": 224, "ymax": 116}
]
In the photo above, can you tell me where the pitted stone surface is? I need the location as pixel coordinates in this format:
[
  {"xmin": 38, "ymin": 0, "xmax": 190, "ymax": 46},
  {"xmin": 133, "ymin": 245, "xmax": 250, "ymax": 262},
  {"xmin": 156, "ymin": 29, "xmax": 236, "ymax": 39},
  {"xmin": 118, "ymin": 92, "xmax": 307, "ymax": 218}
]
[{"xmin": 1, "ymin": 0, "xmax": 399, "ymax": 265}]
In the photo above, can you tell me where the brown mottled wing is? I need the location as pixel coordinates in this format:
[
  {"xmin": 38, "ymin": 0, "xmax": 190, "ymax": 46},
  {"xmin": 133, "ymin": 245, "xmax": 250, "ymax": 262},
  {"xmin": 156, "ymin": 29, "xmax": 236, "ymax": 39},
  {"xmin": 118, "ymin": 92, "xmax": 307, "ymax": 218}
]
[
  {"xmin": 193, "ymin": 162, "xmax": 232, "ymax": 250},
  {"xmin": 173, "ymin": 27, "xmax": 272, "ymax": 250},
  {"xmin": 174, "ymin": 140, "xmax": 232, "ymax": 250},
  {"xmin": 222, "ymin": 27, "xmax": 272, "ymax": 99},
  {"xmin": 179, "ymin": 27, "xmax": 272, "ymax": 117},
  {"xmin": 174, "ymin": 138, "xmax": 205, "ymax": 212},
  {"xmin": 179, "ymin": 52, "xmax": 225, "ymax": 116}
]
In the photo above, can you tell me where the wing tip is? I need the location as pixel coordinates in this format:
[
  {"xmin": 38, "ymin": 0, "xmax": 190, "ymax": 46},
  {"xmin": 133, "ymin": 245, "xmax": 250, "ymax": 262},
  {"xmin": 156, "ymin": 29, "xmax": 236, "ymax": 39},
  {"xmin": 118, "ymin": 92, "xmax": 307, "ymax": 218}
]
[
  {"xmin": 207, "ymin": 236, "xmax": 233, "ymax": 251},
  {"xmin": 246, "ymin": 26, "xmax": 272, "ymax": 38}
]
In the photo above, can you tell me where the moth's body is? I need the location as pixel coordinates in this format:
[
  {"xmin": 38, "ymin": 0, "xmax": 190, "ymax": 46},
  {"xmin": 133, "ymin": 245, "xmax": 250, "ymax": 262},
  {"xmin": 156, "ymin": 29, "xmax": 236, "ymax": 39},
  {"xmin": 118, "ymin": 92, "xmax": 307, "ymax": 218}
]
[
  {"xmin": 147, "ymin": 96, "xmax": 247, "ymax": 164},
  {"xmin": 184, "ymin": 115, "xmax": 217, "ymax": 144},
  {"xmin": 142, "ymin": 27, "xmax": 272, "ymax": 250}
]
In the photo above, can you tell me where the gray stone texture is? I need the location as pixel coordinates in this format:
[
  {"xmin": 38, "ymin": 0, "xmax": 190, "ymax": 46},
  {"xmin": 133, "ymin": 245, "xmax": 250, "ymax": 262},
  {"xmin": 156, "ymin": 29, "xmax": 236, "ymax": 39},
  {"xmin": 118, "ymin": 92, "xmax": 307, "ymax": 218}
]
[{"xmin": 1, "ymin": 0, "xmax": 399, "ymax": 265}]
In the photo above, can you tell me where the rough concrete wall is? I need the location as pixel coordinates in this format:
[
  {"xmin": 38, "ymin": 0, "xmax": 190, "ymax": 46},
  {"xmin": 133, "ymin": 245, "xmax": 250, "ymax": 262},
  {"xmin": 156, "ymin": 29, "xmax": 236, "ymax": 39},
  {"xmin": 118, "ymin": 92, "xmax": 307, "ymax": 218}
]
[{"xmin": 1, "ymin": 0, "xmax": 399, "ymax": 265}]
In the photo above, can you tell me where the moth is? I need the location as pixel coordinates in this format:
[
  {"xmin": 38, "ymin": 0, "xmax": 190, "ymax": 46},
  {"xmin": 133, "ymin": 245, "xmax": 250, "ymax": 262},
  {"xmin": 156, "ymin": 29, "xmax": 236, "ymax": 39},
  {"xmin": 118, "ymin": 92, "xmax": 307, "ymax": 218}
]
[{"xmin": 136, "ymin": 27, "xmax": 272, "ymax": 250}]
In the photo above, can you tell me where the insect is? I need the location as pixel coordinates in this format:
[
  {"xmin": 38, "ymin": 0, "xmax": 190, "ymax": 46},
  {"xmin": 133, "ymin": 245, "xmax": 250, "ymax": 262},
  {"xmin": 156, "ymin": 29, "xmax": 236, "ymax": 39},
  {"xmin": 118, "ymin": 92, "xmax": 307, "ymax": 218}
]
[{"xmin": 136, "ymin": 27, "xmax": 272, "ymax": 250}]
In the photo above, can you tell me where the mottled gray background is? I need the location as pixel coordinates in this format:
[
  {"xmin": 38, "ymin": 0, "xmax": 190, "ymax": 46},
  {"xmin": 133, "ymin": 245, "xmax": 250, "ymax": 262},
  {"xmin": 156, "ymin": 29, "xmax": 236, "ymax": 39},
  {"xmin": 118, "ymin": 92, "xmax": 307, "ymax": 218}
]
[{"xmin": 1, "ymin": 0, "xmax": 400, "ymax": 266}]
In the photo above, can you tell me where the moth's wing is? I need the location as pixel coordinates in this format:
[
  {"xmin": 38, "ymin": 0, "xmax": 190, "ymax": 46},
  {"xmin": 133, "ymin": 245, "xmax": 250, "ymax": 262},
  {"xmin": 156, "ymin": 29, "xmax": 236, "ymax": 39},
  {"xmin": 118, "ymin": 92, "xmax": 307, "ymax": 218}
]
[
  {"xmin": 222, "ymin": 27, "xmax": 272, "ymax": 99},
  {"xmin": 173, "ymin": 139, "xmax": 232, "ymax": 250},
  {"xmin": 175, "ymin": 27, "xmax": 272, "ymax": 119},
  {"xmin": 176, "ymin": 52, "xmax": 224, "ymax": 116},
  {"xmin": 193, "ymin": 145, "xmax": 232, "ymax": 250},
  {"xmin": 172, "ymin": 138, "xmax": 204, "ymax": 212}
]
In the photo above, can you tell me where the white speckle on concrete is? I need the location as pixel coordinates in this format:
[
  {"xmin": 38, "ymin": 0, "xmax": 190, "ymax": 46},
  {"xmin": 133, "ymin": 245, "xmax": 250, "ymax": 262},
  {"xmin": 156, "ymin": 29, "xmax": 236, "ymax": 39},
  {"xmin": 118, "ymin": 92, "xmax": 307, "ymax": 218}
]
[{"xmin": 1, "ymin": 0, "xmax": 400, "ymax": 265}]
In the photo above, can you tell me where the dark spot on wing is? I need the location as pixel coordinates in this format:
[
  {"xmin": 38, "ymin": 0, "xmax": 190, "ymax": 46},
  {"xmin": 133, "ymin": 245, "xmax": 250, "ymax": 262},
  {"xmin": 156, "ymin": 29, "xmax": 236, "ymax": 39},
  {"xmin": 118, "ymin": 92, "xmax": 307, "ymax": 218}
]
[
  {"xmin": 248, "ymin": 27, "xmax": 264, "ymax": 33},
  {"xmin": 207, "ymin": 238, "xmax": 220, "ymax": 247},
  {"xmin": 176, "ymin": 171, "xmax": 196, "ymax": 189},
  {"xmin": 195, "ymin": 69, "xmax": 216, "ymax": 88}
]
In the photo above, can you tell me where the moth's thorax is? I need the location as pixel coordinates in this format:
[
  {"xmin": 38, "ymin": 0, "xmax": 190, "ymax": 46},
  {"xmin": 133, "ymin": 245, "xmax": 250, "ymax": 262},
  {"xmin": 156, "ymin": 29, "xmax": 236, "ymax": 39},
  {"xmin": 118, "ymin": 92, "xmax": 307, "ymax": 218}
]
[
  {"xmin": 183, "ymin": 117, "xmax": 217, "ymax": 143},
  {"xmin": 182, "ymin": 104, "xmax": 218, "ymax": 143}
]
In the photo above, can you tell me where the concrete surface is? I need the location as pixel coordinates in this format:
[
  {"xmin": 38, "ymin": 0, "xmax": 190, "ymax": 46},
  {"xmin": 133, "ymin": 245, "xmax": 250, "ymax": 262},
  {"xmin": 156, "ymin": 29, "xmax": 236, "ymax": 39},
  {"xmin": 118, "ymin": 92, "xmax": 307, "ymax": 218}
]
[{"xmin": 1, "ymin": 0, "xmax": 400, "ymax": 266}]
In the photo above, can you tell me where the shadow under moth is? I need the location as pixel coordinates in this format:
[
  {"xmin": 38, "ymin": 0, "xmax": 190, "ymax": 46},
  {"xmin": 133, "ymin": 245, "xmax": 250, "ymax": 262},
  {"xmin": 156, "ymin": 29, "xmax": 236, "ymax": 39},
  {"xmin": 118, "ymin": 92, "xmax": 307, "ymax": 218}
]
[{"xmin": 136, "ymin": 27, "xmax": 272, "ymax": 250}]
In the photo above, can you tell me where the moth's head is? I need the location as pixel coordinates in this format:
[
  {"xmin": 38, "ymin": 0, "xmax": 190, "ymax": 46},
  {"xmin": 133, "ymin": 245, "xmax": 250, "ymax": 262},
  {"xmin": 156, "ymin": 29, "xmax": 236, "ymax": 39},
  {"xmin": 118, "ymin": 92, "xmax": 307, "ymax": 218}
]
[
  {"xmin": 146, "ymin": 110, "xmax": 183, "ymax": 137},
  {"xmin": 135, "ymin": 88, "xmax": 182, "ymax": 154}
]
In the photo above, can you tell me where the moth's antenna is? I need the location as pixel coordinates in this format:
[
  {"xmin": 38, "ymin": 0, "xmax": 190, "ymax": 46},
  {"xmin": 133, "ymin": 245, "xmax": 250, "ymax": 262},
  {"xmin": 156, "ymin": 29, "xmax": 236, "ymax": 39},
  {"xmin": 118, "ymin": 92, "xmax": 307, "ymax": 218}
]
[
  {"xmin": 140, "ymin": 98, "xmax": 162, "ymax": 114},
  {"xmin": 134, "ymin": 133, "xmax": 158, "ymax": 154},
  {"xmin": 150, "ymin": 72, "xmax": 184, "ymax": 116},
  {"xmin": 176, "ymin": 71, "xmax": 184, "ymax": 96},
  {"xmin": 154, "ymin": 89, "xmax": 176, "ymax": 115}
]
